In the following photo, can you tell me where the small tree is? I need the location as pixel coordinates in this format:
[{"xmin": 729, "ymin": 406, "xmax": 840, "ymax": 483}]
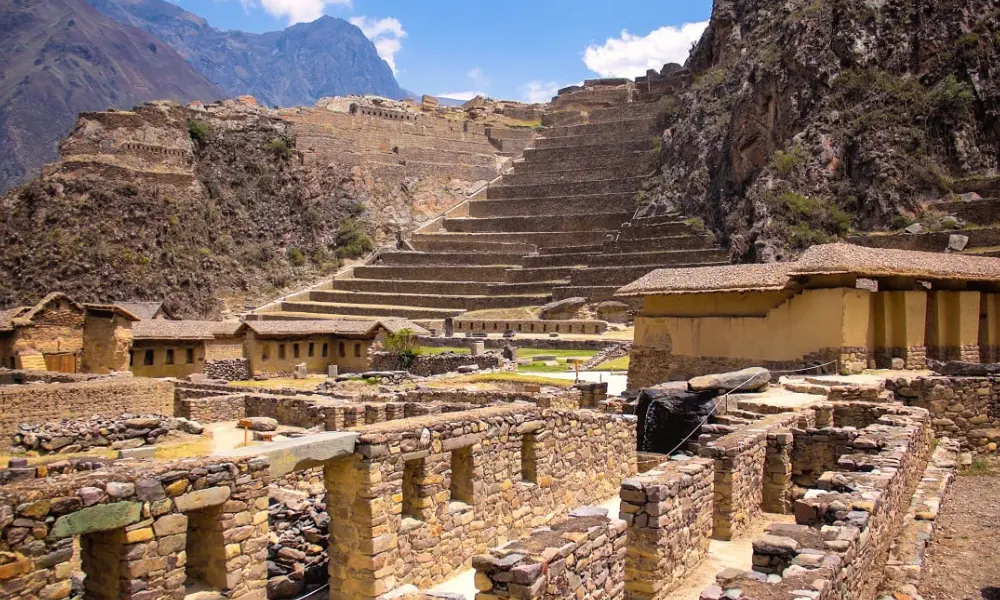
[
  {"xmin": 187, "ymin": 119, "xmax": 211, "ymax": 144},
  {"xmin": 385, "ymin": 328, "xmax": 418, "ymax": 368}
]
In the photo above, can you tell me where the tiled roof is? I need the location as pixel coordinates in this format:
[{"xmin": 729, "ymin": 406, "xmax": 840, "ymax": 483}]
[{"xmin": 114, "ymin": 302, "xmax": 174, "ymax": 320}]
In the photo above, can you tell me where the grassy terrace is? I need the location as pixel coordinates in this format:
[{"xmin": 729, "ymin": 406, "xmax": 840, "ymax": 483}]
[{"xmin": 417, "ymin": 346, "xmax": 629, "ymax": 372}]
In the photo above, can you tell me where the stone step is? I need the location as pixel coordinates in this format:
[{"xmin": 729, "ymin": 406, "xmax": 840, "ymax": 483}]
[
  {"xmin": 617, "ymin": 220, "xmax": 697, "ymax": 239},
  {"xmin": 510, "ymin": 150, "xmax": 657, "ymax": 174},
  {"xmin": 331, "ymin": 278, "xmax": 560, "ymax": 296},
  {"xmin": 353, "ymin": 265, "xmax": 510, "ymax": 282},
  {"xmin": 587, "ymin": 248, "xmax": 730, "ymax": 268},
  {"xmin": 377, "ymin": 250, "xmax": 525, "ymax": 267},
  {"xmin": 847, "ymin": 226, "xmax": 1000, "ymax": 253},
  {"xmin": 587, "ymin": 102, "xmax": 660, "ymax": 124},
  {"xmin": 408, "ymin": 237, "xmax": 538, "ymax": 254},
  {"xmin": 569, "ymin": 262, "xmax": 730, "ymax": 287},
  {"xmin": 468, "ymin": 193, "xmax": 637, "ymax": 218},
  {"xmin": 410, "ymin": 230, "xmax": 618, "ymax": 248},
  {"xmin": 280, "ymin": 300, "xmax": 462, "ymax": 320},
  {"xmin": 934, "ymin": 198, "xmax": 1000, "ymax": 226},
  {"xmin": 603, "ymin": 235, "xmax": 717, "ymax": 254},
  {"xmin": 504, "ymin": 266, "xmax": 586, "ymax": 283},
  {"xmin": 533, "ymin": 127, "xmax": 656, "ymax": 150},
  {"xmin": 537, "ymin": 244, "xmax": 606, "ymax": 255},
  {"xmin": 487, "ymin": 176, "xmax": 647, "ymax": 200},
  {"xmin": 542, "ymin": 117, "xmax": 656, "ymax": 138},
  {"xmin": 444, "ymin": 211, "xmax": 632, "ymax": 234},
  {"xmin": 502, "ymin": 163, "xmax": 654, "ymax": 186},
  {"xmin": 521, "ymin": 253, "xmax": 599, "ymax": 269},
  {"xmin": 307, "ymin": 290, "xmax": 549, "ymax": 311},
  {"xmin": 521, "ymin": 139, "xmax": 655, "ymax": 163}
]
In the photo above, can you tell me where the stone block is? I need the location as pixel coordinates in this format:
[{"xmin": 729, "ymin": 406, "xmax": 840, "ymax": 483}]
[
  {"xmin": 51, "ymin": 501, "xmax": 142, "ymax": 538},
  {"xmin": 174, "ymin": 487, "xmax": 232, "ymax": 512}
]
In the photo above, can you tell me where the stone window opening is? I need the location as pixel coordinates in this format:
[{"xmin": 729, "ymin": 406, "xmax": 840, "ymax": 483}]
[
  {"xmin": 402, "ymin": 457, "xmax": 426, "ymax": 521},
  {"xmin": 293, "ymin": 343, "xmax": 300, "ymax": 359},
  {"xmin": 321, "ymin": 343, "xmax": 329, "ymax": 358},
  {"xmin": 185, "ymin": 505, "xmax": 229, "ymax": 591},
  {"xmin": 80, "ymin": 529, "xmax": 126, "ymax": 600},
  {"xmin": 338, "ymin": 342, "xmax": 346, "ymax": 358},
  {"xmin": 166, "ymin": 348, "xmax": 175, "ymax": 365},
  {"xmin": 129, "ymin": 351, "xmax": 135, "ymax": 367},
  {"xmin": 278, "ymin": 344, "xmax": 286, "ymax": 360},
  {"xmin": 262, "ymin": 345, "xmax": 270, "ymax": 361},
  {"xmin": 521, "ymin": 433, "xmax": 539, "ymax": 484},
  {"xmin": 354, "ymin": 343, "xmax": 361, "ymax": 358},
  {"xmin": 144, "ymin": 349, "xmax": 154, "ymax": 366},
  {"xmin": 308, "ymin": 343, "xmax": 315, "ymax": 357},
  {"xmin": 450, "ymin": 446, "xmax": 475, "ymax": 506},
  {"xmin": 186, "ymin": 348, "xmax": 195, "ymax": 364}
]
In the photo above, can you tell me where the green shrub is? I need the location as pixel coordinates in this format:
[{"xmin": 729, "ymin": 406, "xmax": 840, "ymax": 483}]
[
  {"xmin": 187, "ymin": 119, "xmax": 211, "ymax": 144},
  {"xmin": 334, "ymin": 218, "xmax": 375, "ymax": 259},
  {"xmin": 769, "ymin": 192, "xmax": 852, "ymax": 249},
  {"xmin": 385, "ymin": 328, "xmax": 417, "ymax": 353},
  {"xmin": 286, "ymin": 247, "xmax": 306, "ymax": 266},
  {"xmin": 773, "ymin": 147, "xmax": 807, "ymax": 176},
  {"xmin": 269, "ymin": 136, "xmax": 294, "ymax": 160}
]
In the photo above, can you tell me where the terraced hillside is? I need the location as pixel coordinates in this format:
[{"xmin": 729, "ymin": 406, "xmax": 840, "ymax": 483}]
[
  {"xmin": 848, "ymin": 177, "xmax": 1000, "ymax": 258},
  {"xmin": 261, "ymin": 78, "xmax": 729, "ymax": 322}
]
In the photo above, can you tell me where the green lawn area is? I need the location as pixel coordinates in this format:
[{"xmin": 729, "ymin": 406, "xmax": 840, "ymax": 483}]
[{"xmin": 594, "ymin": 355, "xmax": 630, "ymax": 371}]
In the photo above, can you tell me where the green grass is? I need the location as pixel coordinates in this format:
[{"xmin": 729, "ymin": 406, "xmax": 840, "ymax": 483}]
[
  {"xmin": 518, "ymin": 362, "xmax": 576, "ymax": 374},
  {"xmin": 961, "ymin": 458, "xmax": 1000, "ymax": 477},
  {"xmin": 594, "ymin": 355, "xmax": 630, "ymax": 371},
  {"xmin": 439, "ymin": 373, "xmax": 576, "ymax": 388},
  {"xmin": 416, "ymin": 346, "xmax": 470, "ymax": 355}
]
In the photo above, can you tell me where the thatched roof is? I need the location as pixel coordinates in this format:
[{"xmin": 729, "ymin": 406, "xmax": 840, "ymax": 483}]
[
  {"xmin": 617, "ymin": 243, "xmax": 1000, "ymax": 297},
  {"xmin": 0, "ymin": 293, "xmax": 83, "ymax": 332},
  {"xmin": 244, "ymin": 318, "xmax": 429, "ymax": 338},
  {"xmin": 133, "ymin": 320, "xmax": 244, "ymax": 341},
  {"xmin": 115, "ymin": 302, "xmax": 175, "ymax": 321}
]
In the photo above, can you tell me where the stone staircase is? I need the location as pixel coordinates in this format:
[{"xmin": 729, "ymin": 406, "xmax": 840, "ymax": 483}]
[
  {"xmin": 260, "ymin": 77, "xmax": 731, "ymax": 323},
  {"xmin": 848, "ymin": 176, "xmax": 1000, "ymax": 257}
]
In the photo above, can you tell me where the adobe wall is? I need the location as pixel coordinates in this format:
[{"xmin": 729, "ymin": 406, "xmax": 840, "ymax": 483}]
[
  {"xmin": 325, "ymin": 406, "xmax": 636, "ymax": 597},
  {"xmin": 81, "ymin": 314, "xmax": 133, "ymax": 374},
  {"xmin": 130, "ymin": 341, "xmax": 207, "ymax": 379},
  {"xmin": 889, "ymin": 375, "xmax": 1000, "ymax": 451},
  {"xmin": 0, "ymin": 454, "xmax": 270, "ymax": 600},
  {"xmin": 0, "ymin": 378, "xmax": 174, "ymax": 438}
]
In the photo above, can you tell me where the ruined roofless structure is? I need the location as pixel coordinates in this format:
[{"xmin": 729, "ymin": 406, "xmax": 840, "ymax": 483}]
[{"xmin": 619, "ymin": 243, "xmax": 1000, "ymax": 387}]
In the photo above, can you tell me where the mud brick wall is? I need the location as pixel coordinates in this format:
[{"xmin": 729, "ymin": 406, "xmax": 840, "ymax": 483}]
[
  {"xmin": 0, "ymin": 369, "xmax": 116, "ymax": 385},
  {"xmin": 0, "ymin": 378, "xmax": 174, "ymax": 437},
  {"xmin": 704, "ymin": 406, "xmax": 934, "ymax": 600},
  {"xmin": 471, "ymin": 513, "xmax": 627, "ymax": 600},
  {"xmin": 0, "ymin": 455, "xmax": 271, "ymax": 600},
  {"xmin": 889, "ymin": 376, "xmax": 1000, "ymax": 451},
  {"xmin": 324, "ymin": 406, "xmax": 636, "ymax": 598},
  {"xmin": 620, "ymin": 458, "xmax": 714, "ymax": 599}
]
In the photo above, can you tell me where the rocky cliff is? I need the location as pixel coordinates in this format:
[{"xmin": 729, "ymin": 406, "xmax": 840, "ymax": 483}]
[
  {"xmin": 88, "ymin": 0, "xmax": 403, "ymax": 107},
  {"xmin": 647, "ymin": 0, "xmax": 999, "ymax": 261},
  {"xmin": 0, "ymin": 102, "xmax": 375, "ymax": 317},
  {"xmin": 0, "ymin": 0, "xmax": 223, "ymax": 193}
]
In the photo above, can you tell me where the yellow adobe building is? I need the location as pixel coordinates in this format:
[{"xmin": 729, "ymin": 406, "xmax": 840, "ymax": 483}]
[
  {"xmin": 243, "ymin": 319, "xmax": 398, "ymax": 376},
  {"xmin": 617, "ymin": 244, "xmax": 1000, "ymax": 389},
  {"xmin": 130, "ymin": 320, "xmax": 246, "ymax": 378}
]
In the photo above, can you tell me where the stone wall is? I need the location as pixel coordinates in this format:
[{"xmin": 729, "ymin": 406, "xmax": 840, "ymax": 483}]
[
  {"xmin": 0, "ymin": 455, "xmax": 270, "ymax": 600},
  {"xmin": 324, "ymin": 406, "xmax": 637, "ymax": 598},
  {"xmin": 703, "ymin": 405, "xmax": 934, "ymax": 600},
  {"xmin": 620, "ymin": 458, "xmax": 714, "ymax": 599},
  {"xmin": 417, "ymin": 337, "xmax": 621, "ymax": 351},
  {"xmin": 0, "ymin": 378, "xmax": 174, "ymax": 438},
  {"xmin": 472, "ymin": 511, "xmax": 627, "ymax": 600},
  {"xmin": 889, "ymin": 375, "xmax": 1000, "ymax": 451},
  {"xmin": 204, "ymin": 358, "xmax": 251, "ymax": 381},
  {"xmin": 176, "ymin": 394, "xmax": 248, "ymax": 423},
  {"xmin": 368, "ymin": 351, "xmax": 505, "ymax": 376}
]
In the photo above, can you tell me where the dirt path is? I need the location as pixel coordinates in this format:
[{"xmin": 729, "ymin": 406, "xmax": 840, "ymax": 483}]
[{"xmin": 920, "ymin": 459, "xmax": 1000, "ymax": 600}]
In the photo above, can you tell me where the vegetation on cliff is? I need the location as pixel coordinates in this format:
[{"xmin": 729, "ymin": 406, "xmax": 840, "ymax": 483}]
[{"xmin": 647, "ymin": 0, "xmax": 999, "ymax": 261}]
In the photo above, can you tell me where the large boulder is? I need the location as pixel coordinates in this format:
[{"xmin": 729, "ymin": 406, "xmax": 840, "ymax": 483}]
[
  {"xmin": 238, "ymin": 417, "xmax": 278, "ymax": 432},
  {"xmin": 634, "ymin": 383, "xmax": 719, "ymax": 454},
  {"xmin": 596, "ymin": 301, "xmax": 631, "ymax": 324},
  {"xmin": 688, "ymin": 367, "xmax": 771, "ymax": 394},
  {"xmin": 928, "ymin": 360, "xmax": 1000, "ymax": 377},
  {"xmin": 539, "ymin": 297, "xmax": 587, "ymax": 320}
]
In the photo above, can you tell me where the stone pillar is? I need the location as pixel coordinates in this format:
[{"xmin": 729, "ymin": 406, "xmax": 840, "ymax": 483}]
[
  {"xmin": 444, "ymin": 317, "xmax": 454, "ymax": 338},
  {"xmin": 927, "ymin": 291, "xmax": 981, "ymax": 362},
  {"xmin": 471, "ymin": 341, "xmax": 485, "ymax": 356},
  {"xmin": 762, "ymin": 431, "xmax": 794, "ymax": 514},
  {"xmin": 873, "ymin": 291, "xmax": 928, "ymax": 369}
]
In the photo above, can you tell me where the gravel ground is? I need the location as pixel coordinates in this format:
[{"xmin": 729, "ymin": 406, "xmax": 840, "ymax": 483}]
[{"xmin": 920, "ymin": 459, "xmax": 1000, "ymax": 600}]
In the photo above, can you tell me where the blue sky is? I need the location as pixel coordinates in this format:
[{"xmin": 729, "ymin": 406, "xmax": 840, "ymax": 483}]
[{"xmin": 172, "ymin": 0, "xmax": 713, "ymax": 102}]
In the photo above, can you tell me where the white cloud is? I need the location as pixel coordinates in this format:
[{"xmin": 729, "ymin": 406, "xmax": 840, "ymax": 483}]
[
  {"xmin": 350, "ymin": 16, "xmax": 407, "ymax": 74},
  {"xmin": 239, "ymin": 0, "xmax": 352, "ymax": 25},
  {"xmin": 467, "ymin": 67, "xmax": 489, "ymax": 85},
  {"xmin": 522, "ymin": 81, "xmax": 561, "ymax": 104},
  {"xmin": 583, "ymin": 22, "xmax": 708, "ymax": 78},
  {"xmin": 435, "ymin": 91, "xmax": 488, "ymax": 101}
]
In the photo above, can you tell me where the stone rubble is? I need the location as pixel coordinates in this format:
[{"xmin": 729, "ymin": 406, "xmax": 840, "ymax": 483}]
[{"xmin": 11, "ymin": 414, "xmax": 205, "ymax": 455}]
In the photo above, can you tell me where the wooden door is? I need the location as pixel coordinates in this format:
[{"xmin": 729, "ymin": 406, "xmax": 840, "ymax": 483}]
[{"xmin": 44, "ymin": 353, "xmax": 77, "ymax": 373}]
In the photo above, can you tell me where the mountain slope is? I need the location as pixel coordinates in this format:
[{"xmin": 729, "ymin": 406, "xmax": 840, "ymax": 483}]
[
  {"xmin": 645, "ymin": 0, "xmax": 1000, "ymax": 261},
  {"xmin": 0, "ymin": 0, "xmax": 222, "ymax": 192},
  {"xmin": 88, "ymin": 0, "xmax": 403, "ymax": 107}
]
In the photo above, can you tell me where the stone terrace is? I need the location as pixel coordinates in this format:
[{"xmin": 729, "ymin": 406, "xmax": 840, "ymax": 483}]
[{"xmin": 262, "ymin": 72, "xmax": 729, "ymax": 321}]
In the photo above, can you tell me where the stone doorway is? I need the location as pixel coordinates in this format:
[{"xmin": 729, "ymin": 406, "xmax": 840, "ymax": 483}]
[
  {"xmin": 80, "ymin": 529, "xmax": 125, "ymax": 600},
  {"xmin": 185, "ymin": 505, "xmax": 229, "ymax": 592}
]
